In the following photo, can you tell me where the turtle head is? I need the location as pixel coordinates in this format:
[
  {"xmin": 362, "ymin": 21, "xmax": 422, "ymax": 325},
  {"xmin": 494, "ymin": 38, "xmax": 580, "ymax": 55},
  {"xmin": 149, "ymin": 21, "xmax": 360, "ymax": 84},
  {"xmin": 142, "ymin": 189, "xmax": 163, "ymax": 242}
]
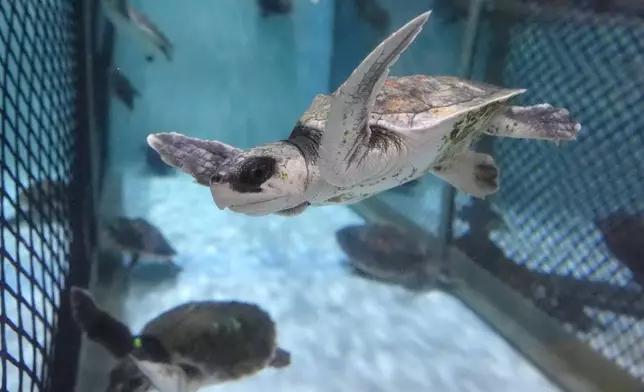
[
  {"xmin": 106, "ymin": 358, "xmax": 151, "ymax": 392},
  {"xmin": 209, "ymin": 141, "xmax": 310, "ymax": 216}
]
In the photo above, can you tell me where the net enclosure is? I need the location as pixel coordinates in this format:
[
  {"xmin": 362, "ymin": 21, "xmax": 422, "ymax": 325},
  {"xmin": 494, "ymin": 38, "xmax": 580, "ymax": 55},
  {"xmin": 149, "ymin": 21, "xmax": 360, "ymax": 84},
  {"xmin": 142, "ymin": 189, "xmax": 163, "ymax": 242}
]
[
  {"xmin": 0, "ymin": 0, "xmax": 99, "ymax": 391},
  {"xmin": 454, "ymin": 0, "xmax": 644, "ymax": 384}
]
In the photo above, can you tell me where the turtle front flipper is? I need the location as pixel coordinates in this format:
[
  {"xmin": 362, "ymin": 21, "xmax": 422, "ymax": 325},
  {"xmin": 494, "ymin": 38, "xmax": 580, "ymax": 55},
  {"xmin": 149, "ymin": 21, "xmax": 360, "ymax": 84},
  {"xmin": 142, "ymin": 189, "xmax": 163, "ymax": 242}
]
[
  {"xmin": 69, "ymin": 286, "xmax": 135, "ymax": 358},
  {"xmin": 485, "ymin": 104, "xmax": 581, "ymax": 144},
  {"xmin": 147, "ymin": 133, "xmax": 242, "ymax": 186},
  {"xmin": 431, "ymin": 151, "xmax": 499, "ymax": 198},
  {"xmin": 319, "ymin": 11, "xmax": 431, "ymax": 188}
]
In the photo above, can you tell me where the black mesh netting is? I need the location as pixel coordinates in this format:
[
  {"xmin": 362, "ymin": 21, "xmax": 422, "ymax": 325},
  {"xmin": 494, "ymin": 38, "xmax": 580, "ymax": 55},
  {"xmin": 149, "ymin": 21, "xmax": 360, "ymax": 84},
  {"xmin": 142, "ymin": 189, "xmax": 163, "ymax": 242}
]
[
  {"xmin": 0, "ymin": 0, "xmax": 89, "ymax": 391},
  {"xmin": 455, "ymin": 2, "xmax": 644, "ymax": 382}
]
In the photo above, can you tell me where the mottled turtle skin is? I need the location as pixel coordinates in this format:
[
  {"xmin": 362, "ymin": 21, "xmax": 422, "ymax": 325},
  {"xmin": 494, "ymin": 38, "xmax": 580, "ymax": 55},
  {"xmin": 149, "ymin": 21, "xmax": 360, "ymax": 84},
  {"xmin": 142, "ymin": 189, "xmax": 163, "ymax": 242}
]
[
  {"xmin": 336, "ymin": 224, "xmax": 453, "ymax": 292},
  {"xmin": 102, "ymin": 0, "xmax": 173, "ymax": 62},
  {"xmin": 105, "ymin": 217, "xmax": 176, "ymax": 268},
  {"xmin": 146, "ymin": 11, "xmax": 580, "ymax": 218},
  {"xmin": 69, "ymin": 287, "xmax": 290, "ymax": 392}
]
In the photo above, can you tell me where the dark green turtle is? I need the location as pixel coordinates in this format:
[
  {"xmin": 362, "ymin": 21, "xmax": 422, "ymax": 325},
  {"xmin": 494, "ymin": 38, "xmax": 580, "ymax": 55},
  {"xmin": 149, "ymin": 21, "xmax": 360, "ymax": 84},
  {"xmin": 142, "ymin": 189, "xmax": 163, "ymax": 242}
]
[
  {"xmin": 335, "ymin": 223, "xmax": 456, "ymax": 292},
  {"xmin": 105, "ymin": 217, "xmax": 177, "ymax": 269},
  {"xmin": 70, "ymin": 287, "xmax": 290, "ymax": 392}
]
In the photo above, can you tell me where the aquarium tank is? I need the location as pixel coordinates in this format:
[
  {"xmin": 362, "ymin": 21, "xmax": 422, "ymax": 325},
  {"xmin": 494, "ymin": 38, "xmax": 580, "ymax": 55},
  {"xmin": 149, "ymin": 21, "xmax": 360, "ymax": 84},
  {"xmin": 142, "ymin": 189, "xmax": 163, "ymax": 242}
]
[{"xmin": 1, "ymin": 0, "xmax": 643, "ymax": 391}]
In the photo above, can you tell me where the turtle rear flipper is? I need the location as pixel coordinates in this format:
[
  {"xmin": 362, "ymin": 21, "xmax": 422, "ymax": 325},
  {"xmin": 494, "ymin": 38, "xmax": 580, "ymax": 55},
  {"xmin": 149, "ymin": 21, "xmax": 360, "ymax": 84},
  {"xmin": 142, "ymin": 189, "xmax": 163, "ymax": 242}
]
[
  {"xmin": 70, "ymin": 286, "xmax": 135, "ymax": 358},
  {"xmin": 269, "ymin": 348, "xmax": 291, "ymax": 368},
  {"xmin": 431, "ymin": 151, "xmax": 499, "ymax": 199},
  {"xmin": 485, "ymin": 104, "xmax": 581, "ymax": 143}
]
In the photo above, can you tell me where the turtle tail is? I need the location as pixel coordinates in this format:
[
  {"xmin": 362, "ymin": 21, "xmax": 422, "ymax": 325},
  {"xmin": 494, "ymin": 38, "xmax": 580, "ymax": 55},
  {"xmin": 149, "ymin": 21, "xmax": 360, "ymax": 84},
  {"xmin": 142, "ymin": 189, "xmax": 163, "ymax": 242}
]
[{"xmin": 70, "ymin": 286, "xmax": 135, "ymax": 358}]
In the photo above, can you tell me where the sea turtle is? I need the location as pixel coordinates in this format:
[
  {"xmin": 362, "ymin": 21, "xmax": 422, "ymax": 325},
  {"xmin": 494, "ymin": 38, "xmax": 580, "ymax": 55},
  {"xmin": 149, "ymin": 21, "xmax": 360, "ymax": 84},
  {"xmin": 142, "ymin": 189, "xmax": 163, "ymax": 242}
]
[
  {"xmin": 6, "ymin": 179, "xmax": 67, "ymax": 226},
  {"xmin": 105, "ymin": 217, "xmax": 177, "ymax": 269},
  {"xmin": 335, "ymin": 223, "xmax": 456, "ymax": 292},
  {"xmin": 103, "ymin": 0, "xmax": 173, "ymax": 62},
  {"xmin": 146, "ymin": 10, "xmax": 581, "ymax": 217},
  {"xmin": 69, "ymin": 286, "xmax": 290, "ymax": 392},
  {"xmin": 111, "ymin": 67, "xmax": 140, "ymax": 111}
]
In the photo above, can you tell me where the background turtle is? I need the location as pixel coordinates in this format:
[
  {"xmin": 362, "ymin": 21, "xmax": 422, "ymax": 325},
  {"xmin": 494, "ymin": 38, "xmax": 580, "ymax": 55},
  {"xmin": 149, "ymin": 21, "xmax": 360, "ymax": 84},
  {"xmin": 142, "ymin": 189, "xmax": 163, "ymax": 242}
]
[
  {"xmin": 105, "ymin": 217, "xmax": 177, "ymax": 269},
  {"xmin": 103, "ymin": 0, "xmax": 173, "ymax": 62},
  {"xmin": 6, "ymin": 179, "xmax": 67, "ymax": 226},
  {"xmin": 335, "ymin": 223, "xmax": 456, "ymax": 292},
  {"xmin": 146, "ymin": 10, "xmax": 581, "ymax": 218},
  {"xmin": 69, "ymin": 286, "xmax": 290, "ymax": 392}
]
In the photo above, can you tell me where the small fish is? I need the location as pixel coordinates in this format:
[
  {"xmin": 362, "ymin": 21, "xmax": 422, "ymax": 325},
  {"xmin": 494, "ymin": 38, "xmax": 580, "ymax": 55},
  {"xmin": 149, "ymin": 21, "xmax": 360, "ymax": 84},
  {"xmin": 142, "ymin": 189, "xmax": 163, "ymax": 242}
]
[
  {"xmin": 257, "ymin": 0, "xmax": 293, "ymax": 17},
  {"xmin": 111, "ymin": 67, "xmax": 140, "ymax": 111},
  {"xmin": 336, "ymin": 223, "xmax": 456, "ymax": 292}
]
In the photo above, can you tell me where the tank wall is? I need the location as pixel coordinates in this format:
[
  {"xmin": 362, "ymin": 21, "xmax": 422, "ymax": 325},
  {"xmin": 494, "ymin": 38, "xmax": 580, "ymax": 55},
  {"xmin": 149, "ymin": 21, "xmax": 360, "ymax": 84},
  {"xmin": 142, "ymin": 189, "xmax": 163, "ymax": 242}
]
[{"xmin": 108, "ymin": 0, "xmax": 334, "ymax": 168}]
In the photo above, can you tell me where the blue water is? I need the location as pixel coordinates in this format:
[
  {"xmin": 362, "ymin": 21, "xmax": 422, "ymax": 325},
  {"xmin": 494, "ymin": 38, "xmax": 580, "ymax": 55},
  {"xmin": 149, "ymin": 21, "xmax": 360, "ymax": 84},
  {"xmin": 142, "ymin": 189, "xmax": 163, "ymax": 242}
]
[{"xmin": 89, "ymin": 1, "xmax": 561, "ymax": 391}]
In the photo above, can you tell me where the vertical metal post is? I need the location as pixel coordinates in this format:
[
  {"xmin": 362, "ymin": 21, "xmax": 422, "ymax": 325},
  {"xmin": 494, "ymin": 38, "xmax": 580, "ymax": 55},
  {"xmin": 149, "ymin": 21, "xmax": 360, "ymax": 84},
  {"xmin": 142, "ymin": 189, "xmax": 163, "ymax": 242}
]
[
  {"xmin": 437, "ymin": 0, "xmax": 486, "ymax": 259},
  {"xmin": 47, "ymin": 0, "xmax": 96, "ymax": 390}
]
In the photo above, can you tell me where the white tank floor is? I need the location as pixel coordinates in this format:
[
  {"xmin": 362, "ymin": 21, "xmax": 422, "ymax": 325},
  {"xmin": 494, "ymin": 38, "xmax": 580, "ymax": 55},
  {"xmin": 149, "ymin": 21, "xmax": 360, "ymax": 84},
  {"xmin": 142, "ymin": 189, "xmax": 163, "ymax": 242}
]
[{"xmin": 102, "ymin": 170, "xmax": 561, "ymax": 392}]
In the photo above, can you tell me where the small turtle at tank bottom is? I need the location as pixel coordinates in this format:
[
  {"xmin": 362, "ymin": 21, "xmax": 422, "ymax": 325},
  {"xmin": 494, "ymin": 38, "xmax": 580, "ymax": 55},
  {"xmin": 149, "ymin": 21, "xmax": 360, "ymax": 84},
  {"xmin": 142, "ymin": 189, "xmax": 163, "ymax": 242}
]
[
  {"xmin": 146, "ymin": 10, "xmax": 581, "ymax": 218},
  {"xmin": 105, "ymin": 217, "xmax": 177, "ymax": 270},
  {"xmin": 6, "ymin": 179, "xmax": 68, "ymax": 227},
  {"xmin": 69, "ymin": 286, "xmax": 291, "ymax": 392},
  {"xmin": 257, "ymin": 0, "xmax": 292, "ymax": 16},
  {"xmin": 110, "ymin": 67, "xmax": 140, "ymax": 111},
  {"xmin": 335, "ymin": 224, "xmax": 457, "ymax": 292},
  {"xmin": 102, "ymin": 0, "xmax": 173, "ymax": 63}
]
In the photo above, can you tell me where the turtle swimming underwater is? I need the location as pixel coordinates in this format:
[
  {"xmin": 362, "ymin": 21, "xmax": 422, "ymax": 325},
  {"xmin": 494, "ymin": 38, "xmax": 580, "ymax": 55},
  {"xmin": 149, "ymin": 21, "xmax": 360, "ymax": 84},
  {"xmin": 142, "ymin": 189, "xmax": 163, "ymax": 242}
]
[
  {"xmin": 335, "ymin": 223, "xmax": 456, "ymax": 292},
  {"xmin": 146, "ymin": 10, "xmax": 581, "ymax": 218},
  {"xmin": 69, "ymin": 287, "xmax": 290, "ymax": 392},
  {"xmin": 105, "ymin": 217, "xmax": 177, "ymax": 270},
  {"xmin": 102, "ymin": 0, "xmax": 173, "ymax": 62}
]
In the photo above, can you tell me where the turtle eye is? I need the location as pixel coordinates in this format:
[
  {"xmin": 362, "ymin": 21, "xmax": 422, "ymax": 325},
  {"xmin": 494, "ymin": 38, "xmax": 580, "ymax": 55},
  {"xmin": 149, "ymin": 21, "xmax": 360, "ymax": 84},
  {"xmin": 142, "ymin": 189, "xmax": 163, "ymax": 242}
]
[{"xmin": 238, "ymin": 157, "xmax": 276, "ymax": 186}]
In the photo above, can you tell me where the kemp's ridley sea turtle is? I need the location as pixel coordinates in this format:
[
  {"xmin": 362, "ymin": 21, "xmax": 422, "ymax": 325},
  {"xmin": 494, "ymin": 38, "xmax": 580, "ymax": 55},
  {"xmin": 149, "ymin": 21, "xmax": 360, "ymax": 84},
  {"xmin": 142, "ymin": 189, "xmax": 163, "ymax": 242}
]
[
  {"xmin": 146, "ymin": 10, "xmax": 581, "ymax": 217},
  {"xmin": 70, "ymin": 287, "xmax": 290, "ymax": 392}
]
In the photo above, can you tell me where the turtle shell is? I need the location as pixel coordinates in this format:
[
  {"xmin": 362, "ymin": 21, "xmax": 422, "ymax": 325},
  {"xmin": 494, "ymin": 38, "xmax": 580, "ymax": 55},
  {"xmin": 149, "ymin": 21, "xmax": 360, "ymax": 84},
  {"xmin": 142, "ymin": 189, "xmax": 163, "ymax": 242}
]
[
  {"xmin": 336, "ymin": 224, "xmax": 431, "ymax": 282},
  {"xmin": 297, "ymin": 75, "xmax": 523, "ymax": 133},
  {"xmin": 106, "ymin": 217, "xmax": 176, "ymax": 259},
  {"xmin": 138, "ymin": 300, "xmax": 281, "ymax": 382}
]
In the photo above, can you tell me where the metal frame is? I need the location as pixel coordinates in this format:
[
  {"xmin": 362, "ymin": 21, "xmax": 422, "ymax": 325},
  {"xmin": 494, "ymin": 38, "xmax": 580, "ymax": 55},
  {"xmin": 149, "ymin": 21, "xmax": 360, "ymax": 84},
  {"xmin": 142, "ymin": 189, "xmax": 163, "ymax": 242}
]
[{"xmin": 47, "ymin": 0, "xmax": 100, "ymax": 391}]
